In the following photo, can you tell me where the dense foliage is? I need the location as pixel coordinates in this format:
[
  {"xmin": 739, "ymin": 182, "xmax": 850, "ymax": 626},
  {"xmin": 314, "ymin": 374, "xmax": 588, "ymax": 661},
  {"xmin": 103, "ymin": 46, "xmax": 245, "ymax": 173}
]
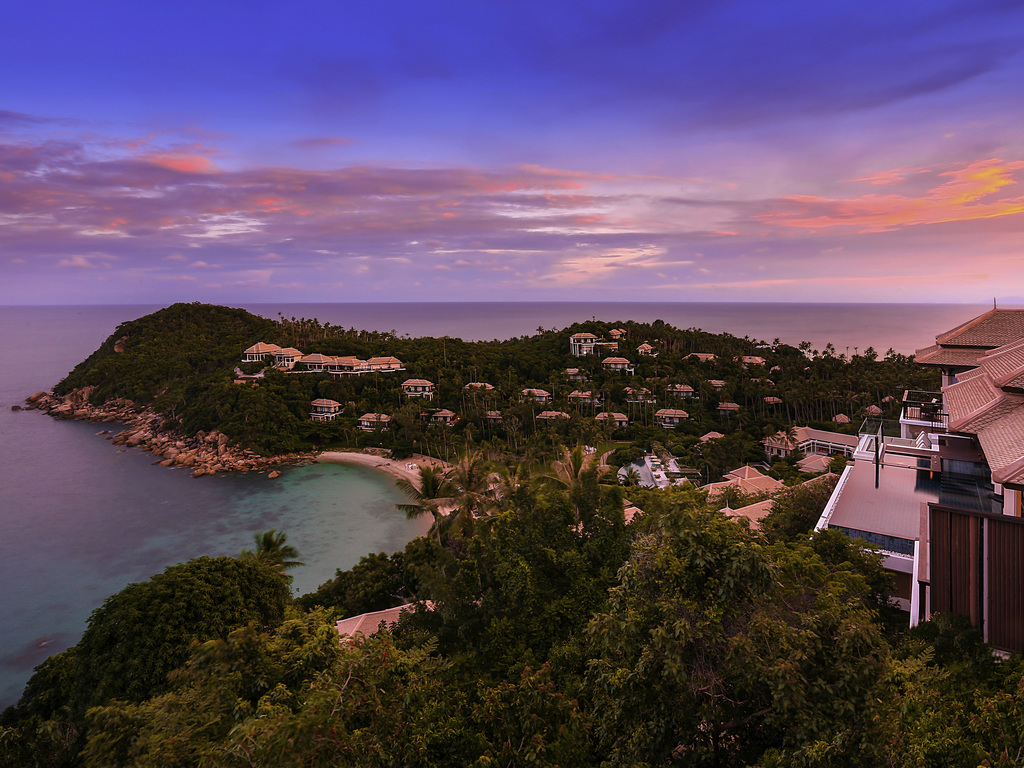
[
  {"xmin": 12, "ymin": 304, "xmax": 1021, "ymax": 767},
  {"xmin": 50, "ymin": 303, "xmax": 939, "ymax": 467},
  {"xmin": 4, "ymin": 469, "xmax": 1024, "ymax": 767}
]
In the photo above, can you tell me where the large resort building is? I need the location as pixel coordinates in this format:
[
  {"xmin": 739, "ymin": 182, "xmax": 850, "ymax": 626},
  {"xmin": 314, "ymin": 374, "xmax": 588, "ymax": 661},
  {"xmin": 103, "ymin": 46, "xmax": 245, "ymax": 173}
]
[
  {"xmin": 242, "ymin": 343, "xmax": 404, "ymax": 376},
  {"xmin": 816, "ymin": 308, "xmax": 1024, "ymax": 651}
]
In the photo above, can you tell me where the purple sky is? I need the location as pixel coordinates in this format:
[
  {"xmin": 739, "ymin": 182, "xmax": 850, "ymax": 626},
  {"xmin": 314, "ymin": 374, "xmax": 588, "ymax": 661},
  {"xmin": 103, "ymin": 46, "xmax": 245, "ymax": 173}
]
[{"xmin": 2, "ymin": 0, "xmax": 1023, "ymax": 305}]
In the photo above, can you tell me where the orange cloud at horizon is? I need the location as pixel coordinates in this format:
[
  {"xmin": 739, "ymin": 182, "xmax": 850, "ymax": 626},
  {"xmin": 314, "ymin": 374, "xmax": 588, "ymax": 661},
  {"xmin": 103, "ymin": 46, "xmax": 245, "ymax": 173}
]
[{"xmin": 763, "ymin": 158, "xmax": 1024, "ymax": 233}]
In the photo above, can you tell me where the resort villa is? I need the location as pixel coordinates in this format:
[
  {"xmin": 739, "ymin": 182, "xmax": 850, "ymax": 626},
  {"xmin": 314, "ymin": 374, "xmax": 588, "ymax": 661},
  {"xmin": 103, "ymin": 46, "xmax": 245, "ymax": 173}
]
[
  {"xmin": 536, "ymin": 410, "xmax": 570, "ymax": 422},
  {"xmin": 654, "ymin": 408, "xmax": 689, "ymax": 429},
  {"xmin": 763, "ymin": 427, "xmax": 860, "ymax": 460},
  {"xmin": 357, "ymin": 413, "xmax": 391, "ymax": 431},
  {"xmin": 402, "ymin": 379, "xmax": 435, "ymax": 399},
  {"xmin": 310, "ymin": 398, "xmax": 342, "ymax": 421},
  {"xmin": 814, "ymin": 307, "xmax": 1024, "ymax": 650},
  {"xmin": 242, "ymin": 343, "xmax": 404, "ymax": 376},
  {"xmin": 569, "ymin": 332, "xmax": 619, "ymax": 357},
  {"xmin": 624, "ymin": 387, "xmax": 656, "ymax": 404},
  {"xmin": 602, "ymin": 357, "xmax": 636, "ymax": 374},
  {"xmin": 596, "ymin": 412, "xmax": 629, "ymax": 428},
  {"xmin": 521, "ymin": 388, "xmax": 551, "ymax": 402},
  {"xmin": 667, "ymin": 384, "xmax": 695, "ymax": 398}
]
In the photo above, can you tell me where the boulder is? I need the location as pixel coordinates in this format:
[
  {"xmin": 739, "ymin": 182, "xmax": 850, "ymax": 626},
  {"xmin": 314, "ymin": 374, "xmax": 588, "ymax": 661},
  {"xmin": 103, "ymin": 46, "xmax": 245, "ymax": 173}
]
[{"xmin": 268, "ymin": 470, "xmax": 281, "ymax": 479}]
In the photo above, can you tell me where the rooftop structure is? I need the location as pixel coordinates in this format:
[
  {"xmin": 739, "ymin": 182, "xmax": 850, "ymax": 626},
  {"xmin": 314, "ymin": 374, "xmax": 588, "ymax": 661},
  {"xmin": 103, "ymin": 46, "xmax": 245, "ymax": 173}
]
[
  {"xmin": 817, "ymin": 307, "xmax": 1024, "ymax": 649},
  {"xmin": 915, "ymin": 307, "xmax": 1024, "ymax": 386},
  {"xmin": 596, "ymin": 411, "xmax": 629, "ymax": 427},
  {"xmin": 603, "ymin": 357, "xmax": 635, "ymax": 374},
  {"xmin": 654, "ymin": 408, "xmax": 689, "ymax": 429},
  {"xmin": 357, "ymin": 413, "xmax": 391, "ymax": 431},
  {"xmin": 763, "ymin": 426, "xmax": 859, "ymax": 460},
  {"xmin": 667, "ymin": 383, "xmax": 695, "ymax": 398},
  {"xmin": 536, "ymin": 410, "xmax": 570, "ymax": 421},
  {"xmin": 704, "ymin": 465, "xmax": 784, "ymax": 500},
  {"xmin": 310, "ymin": 398, "xmax": 342, "ymax": 421},
  {"xmin": 521, "ymin": 388, "xmax": 551, "ymax": 402},
  {"xmin": 402, "ymin": 379, "xmax": 435, "ymax": 399}
]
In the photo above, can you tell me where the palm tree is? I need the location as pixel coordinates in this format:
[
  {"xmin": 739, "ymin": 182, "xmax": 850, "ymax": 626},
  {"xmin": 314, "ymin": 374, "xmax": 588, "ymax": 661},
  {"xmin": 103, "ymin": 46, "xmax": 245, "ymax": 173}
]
[
  {"xmin": 491, "ymin": 454, "xmax": 533, "ymax": 511},
  {"xmin": 241, "ymin": 529, "xmax": 305, "ymax": 574},
  {"xmin": 447, "ymin": 451, "xmax": 495, "ymax": 530},
  {"xmin": 396, "ymin": 464, "xmax": 455, "ymax": 545},
  {"xmin": 621, "ymin": 465, "xmax": 641, "ymax": 487},
  {"xmin": 541, "ymin": 445, "xmax": 599, "ymax": 523}
]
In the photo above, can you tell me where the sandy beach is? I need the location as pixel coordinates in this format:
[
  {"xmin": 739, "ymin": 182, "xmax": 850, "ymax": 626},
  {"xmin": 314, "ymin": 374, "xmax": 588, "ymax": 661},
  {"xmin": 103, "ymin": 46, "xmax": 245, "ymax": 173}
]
[{"xmin": 317, "ymin": 451, "xmax": 449, "ymax": 487}]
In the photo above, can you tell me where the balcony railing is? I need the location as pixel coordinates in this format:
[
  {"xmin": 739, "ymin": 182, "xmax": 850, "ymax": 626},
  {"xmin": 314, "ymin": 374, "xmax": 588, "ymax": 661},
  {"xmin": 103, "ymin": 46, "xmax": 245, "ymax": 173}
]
[{"xmin": 901, "ymin": 390, "xmax": 947, "ymax": 428}]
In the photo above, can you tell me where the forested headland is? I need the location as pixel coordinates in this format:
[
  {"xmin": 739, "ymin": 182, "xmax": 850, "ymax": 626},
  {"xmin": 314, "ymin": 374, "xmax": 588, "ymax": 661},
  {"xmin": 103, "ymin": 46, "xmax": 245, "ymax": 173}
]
[{"xmin": 6, "ymin": 302, "xmax": 1022, "ymax": 767}]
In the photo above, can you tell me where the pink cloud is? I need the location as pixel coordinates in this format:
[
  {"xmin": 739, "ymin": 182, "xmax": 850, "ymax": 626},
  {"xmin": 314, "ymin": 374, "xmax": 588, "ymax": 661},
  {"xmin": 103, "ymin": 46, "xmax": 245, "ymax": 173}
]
[{"xmin": 760, "ymin": 158, "xmax": 1024, "ymax": 233}]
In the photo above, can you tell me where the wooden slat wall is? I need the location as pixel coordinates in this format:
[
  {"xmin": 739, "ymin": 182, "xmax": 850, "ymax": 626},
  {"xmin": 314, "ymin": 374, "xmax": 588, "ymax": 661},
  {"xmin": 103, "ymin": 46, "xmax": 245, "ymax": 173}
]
[
  {"xmin": 930, "ymin": 507, "xmax": 980, "ymax": 620},
  {"xmin": 987, "ymin": 517, "xmax": 1024, "ymax": 651},
  {"xmin": 930, "ymin": 504, "xmax": 1024, "ymax": 652}
]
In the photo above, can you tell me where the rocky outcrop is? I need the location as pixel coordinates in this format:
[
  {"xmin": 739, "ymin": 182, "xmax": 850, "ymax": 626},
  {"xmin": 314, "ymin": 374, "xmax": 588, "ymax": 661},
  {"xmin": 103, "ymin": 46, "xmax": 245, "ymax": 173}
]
[{"xmin": 23, "ymin": 388, "xmax": 313, "ymax": 477}]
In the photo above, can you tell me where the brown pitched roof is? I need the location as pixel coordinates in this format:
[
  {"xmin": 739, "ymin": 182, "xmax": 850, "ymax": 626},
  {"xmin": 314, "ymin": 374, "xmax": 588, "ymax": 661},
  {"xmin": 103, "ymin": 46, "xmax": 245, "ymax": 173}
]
[
  {"xmin": 941, "ymin": 334, "xmax": 1024, "ymax": 484},
  {"xmin": 537, "ymin": 410, "xmax": 570, "ymax": 419},
  {"xmin": 935, "ymin": 308, "xmax": 1024, "ymax": 347},
  {"xmin": 244, "ymin": 342, "xmax": 282, "ymax": 354},
  {"xmin": 655, "ymin": 408, "xmax": 689, "ymax": 418}
]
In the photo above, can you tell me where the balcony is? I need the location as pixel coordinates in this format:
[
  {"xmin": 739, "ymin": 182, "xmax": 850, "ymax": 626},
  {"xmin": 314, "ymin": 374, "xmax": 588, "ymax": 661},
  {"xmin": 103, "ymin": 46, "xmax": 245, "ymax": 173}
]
[{"xmin": 899, "ymin": 390, "xmax": 947, "ymax": 437}]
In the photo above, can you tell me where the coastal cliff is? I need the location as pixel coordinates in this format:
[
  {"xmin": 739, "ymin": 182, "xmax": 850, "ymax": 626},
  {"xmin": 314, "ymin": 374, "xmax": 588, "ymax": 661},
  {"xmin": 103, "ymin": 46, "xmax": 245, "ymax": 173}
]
[{"xmin": 24, "ymin": 386, "xmax": 312, "ymax": 476}]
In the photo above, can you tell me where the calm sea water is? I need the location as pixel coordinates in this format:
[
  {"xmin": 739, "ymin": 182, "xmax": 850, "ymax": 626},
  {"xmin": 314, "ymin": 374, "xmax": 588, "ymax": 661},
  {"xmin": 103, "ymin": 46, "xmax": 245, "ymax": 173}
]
[{"xmin": 0, "ymin": 301, "xmax": 993, "ymax": 707}]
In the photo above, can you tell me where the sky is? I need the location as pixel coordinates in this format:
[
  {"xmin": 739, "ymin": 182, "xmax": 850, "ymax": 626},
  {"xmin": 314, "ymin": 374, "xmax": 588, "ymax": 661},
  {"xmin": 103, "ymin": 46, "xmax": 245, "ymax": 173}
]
[{"xmin": 2, "ymin": 0, "xmax": 1023, "ymax": 305}]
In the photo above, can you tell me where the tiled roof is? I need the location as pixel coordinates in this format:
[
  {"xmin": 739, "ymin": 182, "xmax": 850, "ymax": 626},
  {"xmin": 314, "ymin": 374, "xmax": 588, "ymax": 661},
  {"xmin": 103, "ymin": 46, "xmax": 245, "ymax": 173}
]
[
  {"xmin": 700, "ymin": 431, "xmax": 724, "ymax": 442},
  {"xmin": 300, "ymin": 353, "xmax": 334, "ymax": 364},
  {"xmin": 603, "ymin": 357, "xmax": 631, "ymax": 364},
  {"xmin": 464, "ymin": 382, "xmax": 494, "ymax": 390},
  {"xmin": 311, "ymin": 398, "xmax": 340, "ymax": 407},
  {"xmin": 358, "ymin": 412, "xmax": 390, "ymax": 422},
  {"xmin": 914, "ymin": 345, "xmax": 986, "ymax": 367},
  {"xmin": 596, "ymin": 412, "xmax": 628, "ymax": 421},
  {"xmin": 938, "ymin": 330, "xmax": 1024, "ymax": 484},
  {"xmin": 980, "ymin": 339, "xmax": 1024, "ymax": 387},
  {"xmin": 763, "ymin": 426, "xmax": 859, "ymax": 450},
  {"xmin": 934, "ymin": 308, "xmax": 1024, "ymax": 347},
  {"xmin": 974, "ymin": 406, "xmax": 1024, "ymax": 484},
  {"xmin": 724, "ymin": 498, "xmax": 773, "ymax": 528},
  {"xmin": 537, "ymin": 410, "xmax": 569, "ymax": 419},
  {"xmin": 718, "ymin": 402, "xmax": 740, "ymax": 411},
  {"xmin": 655, "ymin": 408, "xmax": 689, "ymax": 418},
  {"xmin": 244, "ymin": 342, "xmax": 282, "ymax": 354},
  {"xmin": 944, "ymin": 371, "xmax": 1002, "ymax": 429},
  {"xmin": 336, "ymin": 602, "xmax": 431, "ymax": 639},
  {"xmin": 797, "ymin": 454, "xmax": 833, "ymax": 473},
  {"xmin": 403, "ymin": 378, "xmax": 434, "ymax": 387}
]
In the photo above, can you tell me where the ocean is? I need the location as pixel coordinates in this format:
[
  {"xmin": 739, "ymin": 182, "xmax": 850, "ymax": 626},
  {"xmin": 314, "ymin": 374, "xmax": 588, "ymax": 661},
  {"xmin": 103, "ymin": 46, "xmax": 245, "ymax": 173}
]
[{"xmin": 0, "ymin": 301, "xmax": 992, "ymax": 708}]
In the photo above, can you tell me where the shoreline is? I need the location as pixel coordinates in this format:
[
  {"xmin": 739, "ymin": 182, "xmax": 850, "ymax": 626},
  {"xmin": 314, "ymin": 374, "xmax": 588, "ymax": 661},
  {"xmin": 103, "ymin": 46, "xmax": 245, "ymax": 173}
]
[{"xmin": 317, "ymin": 451, "xmax": 450, "ymax": 487}]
